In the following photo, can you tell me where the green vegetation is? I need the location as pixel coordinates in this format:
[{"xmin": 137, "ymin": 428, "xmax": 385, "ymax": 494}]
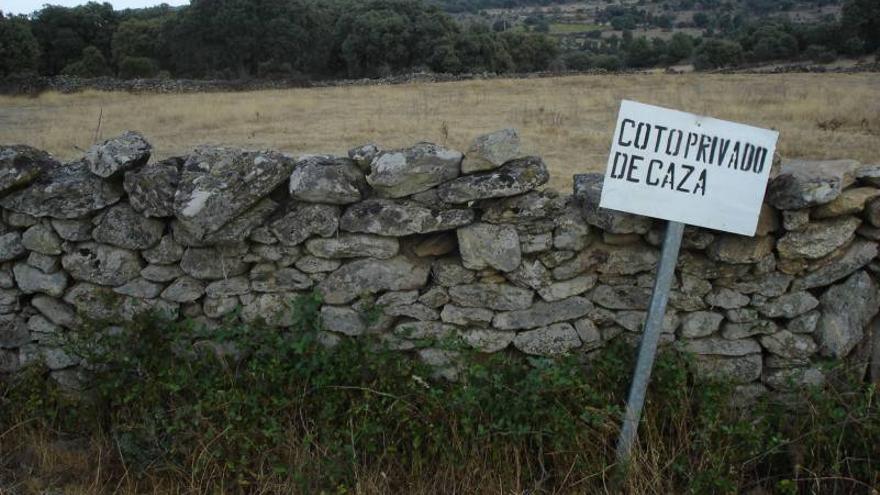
[{"xmin": 2, "ymin": 293, "xmax": 879, "ymax": 492}]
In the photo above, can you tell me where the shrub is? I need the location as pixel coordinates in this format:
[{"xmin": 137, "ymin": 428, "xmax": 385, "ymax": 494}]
[
  {"xmin": 117, "ymin": 56, "xmax": 159, "ymax": 79},
  {"xmin": 2, "ymin": 293, "xmax": 879, "ymax": 492}
]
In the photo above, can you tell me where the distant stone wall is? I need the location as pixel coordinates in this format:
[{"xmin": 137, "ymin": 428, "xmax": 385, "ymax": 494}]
[{"xmin": 0, "ymin": 129, "xmax": 878, "ymax": 395}]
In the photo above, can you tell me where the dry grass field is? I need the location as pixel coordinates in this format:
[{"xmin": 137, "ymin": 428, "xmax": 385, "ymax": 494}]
[{"xmin": 0, "ymin": 72, "xmax": 878, "ymax": 191}]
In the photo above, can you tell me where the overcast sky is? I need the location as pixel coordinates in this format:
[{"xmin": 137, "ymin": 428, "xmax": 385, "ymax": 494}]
[{"xmin": 4, "ymin": 0, "xmax": 189, "ymax": 15}]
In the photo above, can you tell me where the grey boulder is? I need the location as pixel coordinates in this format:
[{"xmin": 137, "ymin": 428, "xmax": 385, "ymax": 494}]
[
  {"xmin": 92, "ymin": 203, "xmax": 164, "ymax": 250},
  {"xmin": 0, "ymin": 145, "xmax": 57, "ymax": 196},
  {"xmin": 123, "ymin": 157, "xmax": 182, "ymax": 217},
  {"xmin": 462, "ymin": 128, "xmax": 520, "ymax": 174},
  {"xmin": 289, "ymin": 155, "xmax": 366, "ymax": 204},
  {"xmin": 317, "ymin": 256, "xmax": 430, "ymax": 304},
  {"xmin": 340, "ymin": 199, "xmax": 473, "ymax": 237},
  {"xmin": 366, "ymin": 142, "xmax": 462, "ymax": 198},
  {"xmin": 0, "ymin": 161, "xmax": 123, "ymax": 218},
  {"xmin": 437, "ymin": 156, "xmax": 549, "ymax": 204}
]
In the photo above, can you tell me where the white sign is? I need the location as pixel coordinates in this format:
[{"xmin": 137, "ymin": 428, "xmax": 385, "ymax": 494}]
[{"xmin": 599, "ymin": 100, "xmax": 779, "ymax": 236}]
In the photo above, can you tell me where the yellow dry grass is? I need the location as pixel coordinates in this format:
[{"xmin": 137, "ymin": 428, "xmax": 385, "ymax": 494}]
[{"xmin": 0, "ymin": 72, "xmax": 878, "ymax": 191}]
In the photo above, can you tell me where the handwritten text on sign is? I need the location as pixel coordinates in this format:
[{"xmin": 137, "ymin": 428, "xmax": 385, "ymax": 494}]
[{"xmin": 599, "ymin": 100, "xmax": 779, "ymax": 236}]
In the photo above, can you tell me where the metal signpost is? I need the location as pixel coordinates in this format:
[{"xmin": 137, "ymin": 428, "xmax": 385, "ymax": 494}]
[{"xmin": 599, "ymin": 100, "xmax": 779, "ymax": 468}]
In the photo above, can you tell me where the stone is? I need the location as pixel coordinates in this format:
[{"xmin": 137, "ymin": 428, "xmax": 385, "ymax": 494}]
[
  {"xmin": 113, "ymin": 278, "xmax": 164, "ymax": 298},
  {"xmin": 394, "ymin": 321, "xmax": 457, "ymax": 340},
  {"xmin": 367, "ymin": 142, "xmax": 461, "ymax": 198},
  {"xmin": 0, "ymin": 349, "xmax": 19, "ymax": 373},
  {"xmin": 418, "ymin": 287, "xmax": 449, "ymax": 308},
  {"xmin": 0, "ymin": 232, "xmax": 25, "ymax": 262},
  {"xmin": 764, "ymin": 366, "xmax": 825, "ymax": 390},
  {"xmin": 251, "ymin": 266, "xmax": 312, "ymax": 292},
  {"xmin": 318, "ymin": 256, "xmax": 430, "ymax": 305},
  {"xmin": 520, "ymin": 232, "xmax": 554, "ymax": 253},
  {"xmin": 240, "ymin": 294, "xmax": 294, "ymax": 327},
  {"xmin": 432, "ymin": 258, "xmax": 476, "ymax": 287},
  {"xmin": 249, "ymin": 226, "xmax": 277, "ymax": 244},
  {"xmin": 693, "ymin": 354, "xmax": 762, "ymax": 383},
  {"xmin": 766, "ymin": 159, "xmax": 861, "ymax": 210},
  {"xmin": 0, "ymin": 145, "xmax": 56, "ymax": 195},
  {"xmin": 596, "ymin": 244, "xmax": 658, "ymax": 275},
  {"xmin": 305, "ymin": 234, "xmax": 399, "ymax": 259},
  {"xmin": 412, "ymin": 233, "xmax": 456, "ymax": 257},
  {"xmin": 0, "ymin": 161, "xmax": 123, "ymax": 218},
  {"xmin": 340, "ymin": 199, "xmax": 473, "ymax": 237},
  {"xmin": 50, "ymin": 218, "xmax": 92, "ymax": 241},
  {"xmin": 0, "ymin": 288, "xmax": 19, "ymax": 313},
  {"xmin": 462, "ymin": 128, "xmax": 520, "ymax": 173},
  {"xmin": 295, "ymin": 256, "xmax": 341, "ymax": 274},
  {"xmin": 721, "ymin": 320, "xmax": 778, "ymax": 340},
  {"xmin": 204, "ymin": 276, "xmax": 250, "ymax": 298},
  {"xmin": 777, "ymin": 216, "xmax": 861, "ymax": 259},
  {"xmin": 385, "ymin": 303, "xmax": 438, "ymax": 321},
  {"xmin": 376, "ymin": 290, "xmax": 419, "ymax": 308},
  {"xmin": 4, "ymin": 211, "xmax": 35, "ymax": 227},
  {"xmin": 493, "ymin": 296, "xmax": 592, "ymax": 330},
  {"xmin": 573, "ymin": 173, "xmax": 652, "ymax": 234},
  {"xmin": 321, "ymin": 306, "xmax": 365, "ymax": 336},
  {"xmin": 573, "ymin": 318, "xmax": 602, "ymax": 349},
  {"xmin": 812, "ymin": 187, "xmax": 880, "ymax": 219},
  {"xmin": 551, "ymin": 249, "xmax": 607, "ymax": 280},
  {"xmin": 180, "ymin": 248, "xmax": 249, "ymax": 280},
  {"xmin": 513, "ymin": 323, "xmax": 582, "ymax": 356},
  {"xmin": 480, "ymin": 191, "xmax": 565, "ymax": 225},
  {"xmin": 161, "ymin": 276, "xmax": 205, "ymax": 303},
  {"xmin": 84, "ymin": 131, "xmax": 151, "ymax": 178},
  {"xmin": 63, "ymin": 283, "xmax": 124, "ymax": 321},
  {"xmin": 28, "ymin": 314, "xmax": 60, "ymax": 342},
  {"xmin": 438, "ymin": 156, "xmax": 548, "ymax": 204},
  {"xmin": 269, "ymin": 202, "xmax": 340, "ymax": 246},
  {"xmin": 440, "ymin": 304, "xmax": 493, "ymax": 328},
  {"xmin": 782, "ymin": 209, "xmax": 810, "ymax": 231},
  {"xmin": 122, "ymin": 157, "xmax": 181, "ymax": 217},
  {"xmin": 142, "ymin": 236, "xmax": 184, "ymax": 265},
  {"xmin": 457, "ymin": 223, "xmax": 521, "ymax": 272},
  {"xmin": 707, "ymin": 235, "xmax": 774, "ymax": 264},
  {"xmin": 202, "ymin": 198, "xmax": 279, "ymax": 244},
  {"xmin": 705, "ymin": 288, "xmax": 749, "ymax": 309},
  {"xmin": 463, "ymin": 329, "xmax": 514, "ymax": 353},
  {"xmin": 760, "ymin": 330, "xmax": 817, "ymax": 360},
  {"xmin": 537, "ymin": 275, "xmax": 596, "ymax": 302},
  {"xmin": 92, "ymin": 203, "xmax": 164, "ymax": 250},
  {"xmin": 448, "ymin": 283, "xmax": 533, "ymax": 311},
  {"xmin": 61, "ymin": 243, "xmax": 142, "ymax": 286},
  {"xmin": 754, "ymin": 291, "xmax": 819, "ymax": 318},
  {"xmin": 348, "ymin": 143, "xmax": 380, "ymax": 170},
  {"xmin": 12, "ymin": 263, "xmax": 67, "ymax": 297},
  {"xmin": 203, "ymin": 297, "xmax": 239, "ymax": 318},
  {"xmin": 816, "ymin": 271, "xmax": 879, "ymax": 358},
  {"xmin": 792, "ymin": 240, "xmax": 877, "ymax": 290},
  {"xmin": 679, "ymin": 337, "xmax": 761, "ymax": 357},
  {"xmin": 27, "ymin": 252, "xmax": 59, "ymax": 273},
  {"xmin": 724, "ymin": 272, "xmax": 792, "ymax": 298},
  {"xmin": 21, "ymin": 223, "xmax": 62, "ymax": 255},
  {"xmin": 0, "ymin": 314, "xmax": 28, "ymax": 348},
  {"xmin": 173, "ymin": 147, "xmax": 295, "ymax": 237},
  {"xmin": 591, "ymin": 285, "xmax": 652, "ymax": 310},
  {"xmin": 857, "ymin": 163, "xmax": 880, "ymax": 187},
  {"xmin": 31, "ymin": 296, "xmax": 75, "ymax": 327},
  {"xmin": 614, "ymin": 310, "xmax": 679, "ymax": 334},
  {"xmin": 788, "ymin": 311, "xmax": 820, "ymax": 334},
  {"xmin": 141, "ymin": 264, "xmax": 183, "ymax": 282},
  {"xmin": 726, "ymin": 308, "xmax": 759, "ymax": 323},
  {"xmin": 289, "ymin": 155, "xmax": 366, "ymax": 204},
  {"xmin": 679, "ymin": 311, "xmax": 724, "ymax": 338},
  {"xmin": 250, "ymin": 244, "xmax": 300, "ymax": 264},
  {"xmin": 867, "ymin": 198, "xmax": 880, "ymax": 228}
]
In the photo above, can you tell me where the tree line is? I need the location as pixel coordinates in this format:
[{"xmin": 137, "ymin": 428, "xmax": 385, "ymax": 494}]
[
  {"xmin": 0, "ymin": 0, "xmax": 559, "ymax": 79},
  {"xmin": 0, "ymin": 0, "xmax": 877, "ymax": 80}
]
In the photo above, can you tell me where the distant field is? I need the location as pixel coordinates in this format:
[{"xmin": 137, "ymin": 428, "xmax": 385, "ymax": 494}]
[{"xmin": 0, "ymin": 73, "xmax": 877, "ymax": 192}]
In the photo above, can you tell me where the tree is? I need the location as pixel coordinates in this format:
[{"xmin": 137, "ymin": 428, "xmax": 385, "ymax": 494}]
[
  {"xmin": 841, "ymin": 0, "xmax": 880, "ymax": 53},
  {"xmin": 62, "ymin": 45, "xmax": 111, "ymax": 77},
  {"xmin": 0, "ymin": 14, "xmax": 41, "ymax": 76},
  {"xmin": 112, "ymin": 17, "xmax": 168, "ymax": 67},
  {"xmin": 693, "ymin": 38, "xmax": 743, "ymax": 69},
  {"xmin": 31, "ymin": 2, "xmax": 117, "ymax": 75},
  {"xmin": 666, "ymin": 32, "xmax": 694, "ymax": 63},
  {"xmin": 625, "ymin": 37, "xmax": 657, "ymax": 67},
  {"xmin": 118, "ymin": 55, "xmax": 159, "ymax": 78}
]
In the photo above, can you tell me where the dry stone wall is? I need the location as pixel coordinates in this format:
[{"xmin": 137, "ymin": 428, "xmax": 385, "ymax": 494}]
[{"xmin": 0, "ymin": 129, "xmax": 878, "ymax": 394}]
